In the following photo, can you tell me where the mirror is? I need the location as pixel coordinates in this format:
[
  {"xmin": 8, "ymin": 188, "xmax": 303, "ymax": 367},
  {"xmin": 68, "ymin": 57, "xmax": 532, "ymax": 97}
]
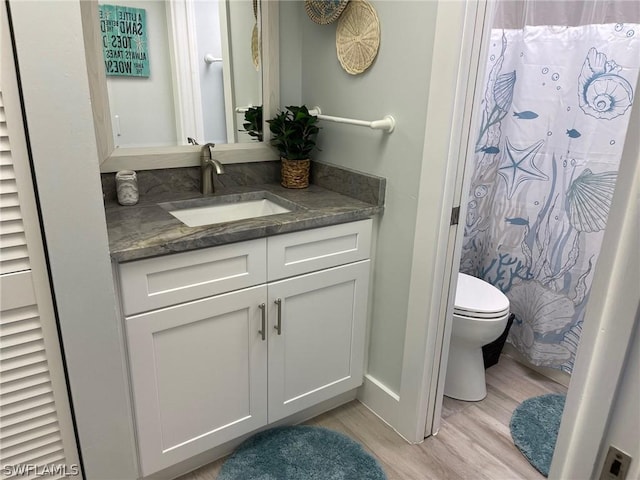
[{"xmin": 80, "ymin": 0, "xmax": 279, "ymax": 172}]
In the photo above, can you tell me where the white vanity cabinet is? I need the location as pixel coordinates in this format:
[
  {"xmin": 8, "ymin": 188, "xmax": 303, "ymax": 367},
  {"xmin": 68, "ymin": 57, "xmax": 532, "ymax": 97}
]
[{"xmin": 118, "ymin": 220, "xmax": 372, "ymax": 476}]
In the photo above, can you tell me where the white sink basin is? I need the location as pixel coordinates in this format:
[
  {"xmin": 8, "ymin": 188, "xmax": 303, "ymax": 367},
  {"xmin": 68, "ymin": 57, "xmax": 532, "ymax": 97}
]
[{"xmin": 167, "ymin": 198, "xmax": 293, "ymax": 227}]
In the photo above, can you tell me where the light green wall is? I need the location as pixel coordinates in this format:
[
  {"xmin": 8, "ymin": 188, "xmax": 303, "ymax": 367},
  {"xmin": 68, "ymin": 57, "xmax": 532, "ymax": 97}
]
[
  {"xmin": 279, "ymin": 2, "xmax": 303, "ymax": 105},
  {"xmin": 279, "ymin": 1, "xmax": 438, "ymax": 393}
]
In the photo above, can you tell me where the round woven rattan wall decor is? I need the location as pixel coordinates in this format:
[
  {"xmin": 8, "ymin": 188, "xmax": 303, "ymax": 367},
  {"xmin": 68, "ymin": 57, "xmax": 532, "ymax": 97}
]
[
  {"xmin": 305, "ymin": 0, "xmax": 350, "ymax": 25},
  {"xmin": 251, "ymin": 22, "xmax": 260, "ymax": 70},
  {"xmin": 336, "ymin": 0, "xmax": 380, "ymax": 75}
]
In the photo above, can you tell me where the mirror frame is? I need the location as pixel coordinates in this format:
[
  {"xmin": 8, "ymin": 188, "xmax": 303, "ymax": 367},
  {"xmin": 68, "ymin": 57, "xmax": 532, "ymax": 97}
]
[{"xmin": 80, "ymin": 0, "xmax": 279, "ymax": 173}]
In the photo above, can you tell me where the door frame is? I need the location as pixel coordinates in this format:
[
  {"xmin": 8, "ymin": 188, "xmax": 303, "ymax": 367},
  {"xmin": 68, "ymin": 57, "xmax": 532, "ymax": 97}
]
[
  {"xmin": 548, "ymin": 73, "xmax": 640, "ymax": 479},
  {"xmin": 394, "ymin": 0, "xmax": 493, "ymax": 441},
  {"xmin": 423, "ymin": 0, "xmax": 495, "ymax": 436},
  {"xmin": 407, "ymin": 3, "xmax": 640, "ymax": 479}
]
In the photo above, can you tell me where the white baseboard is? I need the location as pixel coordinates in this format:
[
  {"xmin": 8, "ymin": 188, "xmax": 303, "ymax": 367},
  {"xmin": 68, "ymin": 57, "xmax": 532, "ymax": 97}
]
[
  {"xmin": 357, "ymin": 374, "xmax": 401, "ymax": 428},
  {"xmin": 502, "ymin": 344, "xmax": 571, "ymax": 388}
]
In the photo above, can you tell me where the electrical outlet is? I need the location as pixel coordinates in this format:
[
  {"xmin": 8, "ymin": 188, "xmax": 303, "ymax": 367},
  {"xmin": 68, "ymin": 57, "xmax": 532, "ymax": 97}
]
[{"xmin": 599, "ymin": 446, "xmax": 632, "ymax": 480}]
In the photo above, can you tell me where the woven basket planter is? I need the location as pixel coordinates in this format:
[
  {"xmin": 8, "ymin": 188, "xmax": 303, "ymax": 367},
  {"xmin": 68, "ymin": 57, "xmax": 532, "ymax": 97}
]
[{"xmin": 281, "ymin": 158, "xmax": 310, "ymax": 189}]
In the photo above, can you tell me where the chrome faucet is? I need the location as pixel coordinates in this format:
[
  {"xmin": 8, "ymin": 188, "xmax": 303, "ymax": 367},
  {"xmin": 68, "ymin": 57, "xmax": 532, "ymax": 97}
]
[{"xmin": 200, "ymin": 143, "xmax": 225, "ymax": 194}]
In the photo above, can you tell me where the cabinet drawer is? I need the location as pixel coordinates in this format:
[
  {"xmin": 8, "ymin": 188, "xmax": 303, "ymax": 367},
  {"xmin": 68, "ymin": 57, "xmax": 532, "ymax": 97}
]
[
  {"xmin": 267, "ymin": 219, "xmax": 372, "ymax": 281},
  {"xmin": 118, "ymin": 239, "xmax": 267, "ymax": 315}
]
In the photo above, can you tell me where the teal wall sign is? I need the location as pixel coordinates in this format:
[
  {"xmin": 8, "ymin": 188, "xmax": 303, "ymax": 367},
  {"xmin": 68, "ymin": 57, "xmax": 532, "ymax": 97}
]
[{"xmin": 99, "ymin": 4, "xmax": 150, "ymax": 77}]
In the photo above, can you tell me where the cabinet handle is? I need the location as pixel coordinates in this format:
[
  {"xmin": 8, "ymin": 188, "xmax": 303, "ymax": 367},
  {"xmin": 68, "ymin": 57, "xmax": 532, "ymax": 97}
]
[
  {"xmin": 274, "ymin": 298, "xmax": 282, "ymax": 335},
  {"xmin": 258, "ymin": 303, "xmax": 266, "ymax": 341}
]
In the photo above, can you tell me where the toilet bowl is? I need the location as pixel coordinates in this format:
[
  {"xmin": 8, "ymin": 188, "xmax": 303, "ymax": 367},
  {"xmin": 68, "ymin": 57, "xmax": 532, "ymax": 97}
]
[{"xmin": 444, "ymin": 272, "xmax": 510, "ymax": 401}]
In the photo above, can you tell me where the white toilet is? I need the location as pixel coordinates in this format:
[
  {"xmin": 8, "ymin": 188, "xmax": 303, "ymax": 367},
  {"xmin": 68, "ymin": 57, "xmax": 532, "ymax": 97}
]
[{"xmin": 444, "ymin": 272, "xmax": 510, "ymax": 401}]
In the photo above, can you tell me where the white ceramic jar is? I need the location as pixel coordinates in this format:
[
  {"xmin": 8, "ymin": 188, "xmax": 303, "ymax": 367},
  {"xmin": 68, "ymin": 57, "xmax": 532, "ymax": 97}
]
[{"xmin": 116, "ymin": 170, "xmax": 139, "ymax": 206}]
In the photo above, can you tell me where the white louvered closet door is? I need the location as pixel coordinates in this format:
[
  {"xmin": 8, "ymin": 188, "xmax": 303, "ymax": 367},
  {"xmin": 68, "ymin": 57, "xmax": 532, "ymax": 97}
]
[{"xmin": 0, "ymin": 5, "xmax": 81, "ymax": 479}]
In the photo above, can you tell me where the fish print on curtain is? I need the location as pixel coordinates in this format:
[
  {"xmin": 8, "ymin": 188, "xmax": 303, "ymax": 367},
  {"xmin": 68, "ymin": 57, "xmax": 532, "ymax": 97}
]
[{"xmin": 460, "ymin": 24, "xmax": 640, "ymax": 373}]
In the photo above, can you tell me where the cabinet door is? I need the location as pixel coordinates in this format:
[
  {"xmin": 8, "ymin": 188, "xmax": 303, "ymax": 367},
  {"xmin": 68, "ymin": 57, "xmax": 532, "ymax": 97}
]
[
  {"xmin": 126, "ymin": 285, "xmax": 268, "ymax": 476},
  {"xmin": 267, "ymin": 260, "xmax": 370, "ymax": 422}
]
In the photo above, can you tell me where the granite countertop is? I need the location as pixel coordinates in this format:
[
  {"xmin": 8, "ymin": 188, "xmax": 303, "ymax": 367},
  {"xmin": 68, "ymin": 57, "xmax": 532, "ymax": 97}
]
[{"xmin": 104, "ymin": 162, "xmax": 385, "ymax": 263}]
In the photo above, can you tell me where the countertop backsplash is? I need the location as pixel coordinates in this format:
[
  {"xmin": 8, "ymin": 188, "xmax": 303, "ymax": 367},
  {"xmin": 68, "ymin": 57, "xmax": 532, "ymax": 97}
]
[
  {"xmin": 102, "ymin": 161, "xmax": 385, "ymax": 207},
  {"xmin": 102, "ymin": 162, "xmax": 281, "ymax": 203}
]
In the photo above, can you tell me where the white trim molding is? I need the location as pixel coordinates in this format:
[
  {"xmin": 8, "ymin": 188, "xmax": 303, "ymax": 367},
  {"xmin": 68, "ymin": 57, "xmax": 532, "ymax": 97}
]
[
  {"xmin": 394, "ymin": 0, "xmax": 489, "ymax": 443},
  {"xmin": 99, "ymin": 142, "xmax": 278, "ymax": 173},
  {"xmin": 219, "ymin": 0, "xmax": 236, "ymax": 143},
  {"xmin": 549, "ymin": 73, "xmax": 640, "ymax": 480},
  {"xmin": 358, "ymin": 374, "xmax": 401, "ymax": 432}
]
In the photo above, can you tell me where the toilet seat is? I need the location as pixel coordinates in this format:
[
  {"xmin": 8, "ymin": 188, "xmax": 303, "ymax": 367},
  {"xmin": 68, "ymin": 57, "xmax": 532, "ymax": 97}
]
[
  {"xmin": 454, "ymin": 273, "xmax": 509, "ymax": 319},
  {"xmin": 453, "ymin": 307, "xmax": 510, "ymax": 320}
]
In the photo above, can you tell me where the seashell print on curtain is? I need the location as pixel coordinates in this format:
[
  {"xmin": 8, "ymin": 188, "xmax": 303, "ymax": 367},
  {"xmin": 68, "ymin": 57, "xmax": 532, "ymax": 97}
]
[{"xmin": 460, "ymin": 24, "xmax": 640, "ymax": 373}]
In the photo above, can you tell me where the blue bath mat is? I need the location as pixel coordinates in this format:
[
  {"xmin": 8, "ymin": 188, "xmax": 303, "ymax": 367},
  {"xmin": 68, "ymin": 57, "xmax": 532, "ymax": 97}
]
[
  {"xmin": 218, "ymin": 425, "xmax": 387, "ymax": 480},
  {"xmin": 510, "ymin": 393, "xmax": 566, "ymax": 477}
]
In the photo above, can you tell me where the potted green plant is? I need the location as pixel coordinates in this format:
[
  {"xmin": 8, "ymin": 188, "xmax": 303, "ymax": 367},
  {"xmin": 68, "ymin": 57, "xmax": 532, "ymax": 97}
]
[
  {"xmin": 241, "ymin": 105, "xmax": 263, "ymax": 142},
  {"xmin": 267, "ymin": 105, "xmax": 320, "ymax": 188}
]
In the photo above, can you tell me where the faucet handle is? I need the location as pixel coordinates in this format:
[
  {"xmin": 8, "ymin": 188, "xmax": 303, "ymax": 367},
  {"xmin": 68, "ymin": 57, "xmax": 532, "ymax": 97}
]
[
  {"xmin": 187, "ymin": 137, "xmax": 199, "ymax": 145},
  {"xmin": 200, "ymin": 142, "xmax": 216, "ymax": 161}
]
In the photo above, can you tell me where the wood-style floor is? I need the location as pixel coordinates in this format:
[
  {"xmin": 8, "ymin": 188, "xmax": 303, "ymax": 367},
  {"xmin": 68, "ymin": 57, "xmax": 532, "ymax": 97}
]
[{"xmin": 177, "ymin": 355, "xmax": 568, "ymax": 480}]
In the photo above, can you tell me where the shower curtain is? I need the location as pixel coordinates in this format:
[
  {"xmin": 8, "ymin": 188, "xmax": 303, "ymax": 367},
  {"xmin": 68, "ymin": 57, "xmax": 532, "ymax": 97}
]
[{"xmin": 460, "ymin": 2, "xmax": 640, "ymax": 373}]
